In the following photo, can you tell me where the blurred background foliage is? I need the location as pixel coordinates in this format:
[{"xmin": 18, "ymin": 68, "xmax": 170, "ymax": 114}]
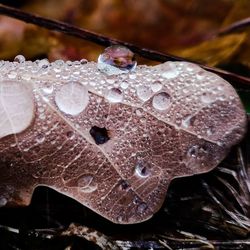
[{"xmin": 0, "ymin": 0, "xmax": 249, "ymax": 112}]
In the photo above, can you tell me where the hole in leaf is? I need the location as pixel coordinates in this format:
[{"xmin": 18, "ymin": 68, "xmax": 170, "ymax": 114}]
[{"xmin": 89, "ymin": 126, "xmax": 110, "ymax": 145}]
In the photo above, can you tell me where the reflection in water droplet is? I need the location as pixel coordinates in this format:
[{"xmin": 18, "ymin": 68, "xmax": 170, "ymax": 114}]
[
  {"xmin": 105, "ymin": 88, "xmax": 123, "ymax": 103},
  {"xmin": 98, "ymin": 45, "xmax": 136, "ymax": 71},
  {"xmin": 152, "ymin": 92, "xmax": 171, "ymax": 111},
  {"xmin": 14, "ymin": 55, "xmax": 25, "ymax": 63},
  {"xmin": 137, "ymin": 202, "xmax": 148, "ymax": 213},
  {"xmin": 55, "ymin": 82, "xmax": 89, "ymax": 115},
  {"xmin": 42, "ymin": 82, "xmax": 54, "ymax": 94},
  {"xmin": 150, "ymin": 80, "xmax": 162, "ymax": 92},
  {"xmin": 78, "ymin": 175, "xmax": 97, "ymax": 193},
  {"xmin": 136, "ymin": 86, "xmax": 153, "ymax": 101},
  {"xmin": 135, "ymin": 161, "xmax": 150, "ymax": 178},
  {"xmin": 200, "ymin": 92, "xmax": 216, "ymax": 104}
]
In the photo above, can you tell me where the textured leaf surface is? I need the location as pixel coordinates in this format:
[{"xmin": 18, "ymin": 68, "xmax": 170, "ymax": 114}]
[{"xmin": 0, "ymin": 59, "xmax": 247, "ymax": 224}]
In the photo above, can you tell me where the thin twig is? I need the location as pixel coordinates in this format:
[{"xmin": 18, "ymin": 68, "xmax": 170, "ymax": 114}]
[
  {"xmin": 0, "ymin": 4, "xmax": 250, "ymax": 87},
  {"xmin": 218, "ymin": 17, "xmax": 250, "ymax": 36}
]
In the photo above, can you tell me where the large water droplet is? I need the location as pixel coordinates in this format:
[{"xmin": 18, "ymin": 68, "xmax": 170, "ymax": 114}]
[
  {"xmin": 135, "ymin": 161, "xmax": 150, "ymax": 178},
  {"xmin": 105, "ymin": 87, "xmax": 123, "ymax": 103},
  {"xmin": 150, "ymin": 80, "xmax": 162, "ymax": 92},
  {"xmin": 14, "ymin": 55, "xmax": 25, "ymax": 63},
  {"xmin": 0, "ymin": 80, "xmax": 35, "ymax": 139},
  {"xmin": 152, "ymin": 92, "xmax": 171, "ymax": 111},
  {"xmin": 98, "ymin": 45, "xmax": 136, "ymax": 71},
  {"xmin": 136, "ymin": 85, "xmax": 153, "ymax": 101},
  {"xmin": 55, "ymin": 82, "xmax": 89, "ymax": 115},
  {"xmin": 77, "ymin": 175, "xmax": 97, "ymax": 193}
]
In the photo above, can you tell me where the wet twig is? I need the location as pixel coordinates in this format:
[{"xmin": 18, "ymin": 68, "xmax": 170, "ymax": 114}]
[
  {"xmin": 0, "ymin": 4, "xmax": 250, "ymax": 87},
  {"xmin": 218, "ymin": 17, "xmax": 250, "ymax": 36}
]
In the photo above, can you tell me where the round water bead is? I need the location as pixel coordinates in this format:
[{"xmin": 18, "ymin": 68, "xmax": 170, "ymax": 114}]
[{"xmin": 98, "ymin": 45, "xmax": 137, "ymax": 71}]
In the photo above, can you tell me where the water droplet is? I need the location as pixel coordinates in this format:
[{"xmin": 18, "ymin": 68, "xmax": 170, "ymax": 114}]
[
  {"xmin": 37, "ymin": 59, "xmax": 49, "ymax": 69},
  {"xmin": 187, "ymin": 145, "xmax": 199, "ymax": 158},
  {"xmin": 181, "ymin": 115, "xmax": 195, "ymax": 128},
  {"xmin": 0, "ymin": 197, "xmax": 7, "ymax": 207},
  {"xmin": 42, "ymin": 82, "xmax": 54, "ymax": 94},
  {"xmin": 98, "ymin": 45, "xmax": 136, "ymax": 71},
  {"xmin": 80, "ymin": 59, "xmax": 88, "ymax": 64},
  {"xmin": 55, "ymin": 82, "xmax": 89, "ymax": 115},
  {"xmin": 137, "ymin": 202, "xmax": 148, "ymax": 213},
  {"xmin": 78, "ymin": 175, "xmax": 97, "ymax": 193},
  {"xmin": 135, "ymin": 161, "xmax": 150, "ymax": 178},
  {"xmin": 105, "ymin": 88, "xmax": 123, "ymax": 103},
  {"xmin": 36, "ymin": 133, "xmax": 45, "ymax": 143},
  {"xmin": 136, "ymin": 85, "xmax": 153, "ymax": 101},
  {"xmin": 152, "ymin": 92, "xmax": 171, "ymax": 111},
  {"xmin": 161, "ymin": 63, "xmax": 179, "ymax": 79},
  {"xmin": 120, "ymin": 81, "xmax": 129, "ymax": 89},
  {"xmin": 117, "ymin": 215, "xmax": 124, "ymax": 223},
  {"xmin": 7, "ymin": 71, "xmax": 17, "ymax": 79},
  {"xmin": 14, "ymin": 55, "xmax": 25, "ymax": 63},
  {"xmin": 135, "ymin": 108, "xmax": 143, "ymax": 117},
  {"xmin": 119, "ymin": 180, "xmax": 129, "ymax": 190},
  {"xmin": 66, "ymin": 131, "xmax": 75, "ymax": 139},
  {"xmin": 200, "ymin": 92, "xmax": 216, "ymax": 104},
  {"xmin": 150, "ymin": 80, "xmax": 162, "ymax": 92}
]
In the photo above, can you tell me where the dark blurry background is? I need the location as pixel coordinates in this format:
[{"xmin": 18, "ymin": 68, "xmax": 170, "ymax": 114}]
[{"xmin": 0, "ymin": 0, "xmax": 247, "ymax": 66}]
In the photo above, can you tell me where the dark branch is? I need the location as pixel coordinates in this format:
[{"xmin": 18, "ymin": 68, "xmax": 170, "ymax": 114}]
[
  {"xmin": 218, "ymin": 17, "xmax": 250, "ymax": 36},
  {"xmin": 0, "ymin": 4, "xmax": 250, "ymax": 87}
]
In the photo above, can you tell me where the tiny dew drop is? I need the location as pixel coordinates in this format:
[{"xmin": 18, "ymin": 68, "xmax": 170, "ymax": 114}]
[
  {"xmin": 152, "ymin": 92, "xmax": 171, "ymax": 111},
  {"xmin": 0, "ymin": 197, "xmax": 7, "ymax": 207},
  {"xmin": 14, "ymin": 55, "xmax": 25, "ymax": 63},
  {"xmin": 120, "ymin": 81, "xmax": 129, "ymax": 89},
  {"xmin": 187, "ymin": 145, "xmax": 199, "ymax": 158},
  {"xmin": 42, "ymin": 82, "xmax": 54, "ymax": 94},
  {"xmin": 135, "ymin": 161, "xmax": 150, "ymax": 178},
  {"xmin": 181, "ymin": 115, "xmax": 195, "ymax": 129},
  {"xmin": 105, "ymin": 87, "xmax": 123, "ymax": 103},
  {"xmin": 36, "ymin": 133, "xmax": 45, "ymax": 143},
  {"xmin": 150, "ymin": 80, "xmax": 162, "ymax": 92},
  {"xmin": 37, "ymin": 59, "xmax": 49, "ymax": 69},
  {"xmin": 66, "ymin": 131, "xmax": 75, "ymax": 140},
  {"xmin": 137, "ymin": 202, "xmax": 148, "ymax": 214}
]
